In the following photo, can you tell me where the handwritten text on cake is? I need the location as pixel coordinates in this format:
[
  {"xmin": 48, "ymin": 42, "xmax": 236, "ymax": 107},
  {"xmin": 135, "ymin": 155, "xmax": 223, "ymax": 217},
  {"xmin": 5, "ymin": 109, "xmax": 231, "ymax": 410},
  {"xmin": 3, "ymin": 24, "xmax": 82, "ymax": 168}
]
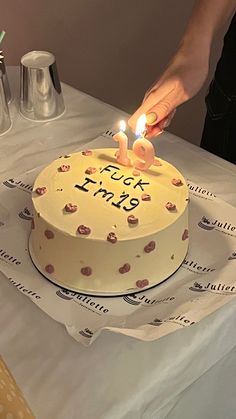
[{"xmin": 75, "ymin": 164, "xmax": 150, "ymax": 212}]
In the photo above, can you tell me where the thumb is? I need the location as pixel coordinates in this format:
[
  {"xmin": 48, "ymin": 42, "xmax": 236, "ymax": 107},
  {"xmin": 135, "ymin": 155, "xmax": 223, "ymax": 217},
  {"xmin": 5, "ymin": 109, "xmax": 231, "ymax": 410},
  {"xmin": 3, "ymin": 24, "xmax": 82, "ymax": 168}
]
[
  {"xmin": 146, "ymin": 88, "xmax": 179, "ymax": 126},
  {"xmin": 128, "ymin": 80, "xmax": 179, "ymax": 131}
]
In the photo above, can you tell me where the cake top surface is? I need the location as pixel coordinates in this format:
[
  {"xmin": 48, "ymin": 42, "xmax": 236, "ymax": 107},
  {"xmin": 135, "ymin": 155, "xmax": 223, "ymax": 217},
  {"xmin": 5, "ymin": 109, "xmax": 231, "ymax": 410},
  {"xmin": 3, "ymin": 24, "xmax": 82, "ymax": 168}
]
[{"xmin": 32, "ymin": 148, "xmax": 188, "ymax": 240}]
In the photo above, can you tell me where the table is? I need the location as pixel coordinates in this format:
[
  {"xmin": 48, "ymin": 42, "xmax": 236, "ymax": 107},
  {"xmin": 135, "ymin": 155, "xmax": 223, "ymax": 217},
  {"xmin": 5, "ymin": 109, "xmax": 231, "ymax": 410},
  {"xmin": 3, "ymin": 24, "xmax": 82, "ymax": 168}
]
[{"xmin": 0, "ymin": 67, "xmax": 236, "ymax": 419}]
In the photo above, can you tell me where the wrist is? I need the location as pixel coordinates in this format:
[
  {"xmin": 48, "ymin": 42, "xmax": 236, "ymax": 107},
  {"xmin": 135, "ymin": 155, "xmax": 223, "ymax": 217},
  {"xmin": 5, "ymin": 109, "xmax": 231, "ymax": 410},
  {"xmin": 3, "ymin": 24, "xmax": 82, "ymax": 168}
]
[{"xmin": 179, "ymin": 33, "xmax": 211, "ymax": 58}]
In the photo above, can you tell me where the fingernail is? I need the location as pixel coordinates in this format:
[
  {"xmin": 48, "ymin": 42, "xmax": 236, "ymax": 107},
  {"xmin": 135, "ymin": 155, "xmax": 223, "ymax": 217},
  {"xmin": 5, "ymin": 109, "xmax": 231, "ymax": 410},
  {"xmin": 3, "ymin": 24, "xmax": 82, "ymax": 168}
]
[{"xmin": 146, "ymin": 112, "xmax": 158, "ymax": 125}]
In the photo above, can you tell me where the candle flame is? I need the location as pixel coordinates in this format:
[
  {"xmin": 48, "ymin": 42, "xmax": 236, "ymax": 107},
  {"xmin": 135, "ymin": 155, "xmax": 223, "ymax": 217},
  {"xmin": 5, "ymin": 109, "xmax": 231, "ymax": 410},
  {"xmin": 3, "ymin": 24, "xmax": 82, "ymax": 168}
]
[
  {"xmin": 135, "ymin": 114, "xmax": 146, "ymax": 137},
  {"xmin": 119, "ymin": 120, "xmax": 126, "ymax": 132}
]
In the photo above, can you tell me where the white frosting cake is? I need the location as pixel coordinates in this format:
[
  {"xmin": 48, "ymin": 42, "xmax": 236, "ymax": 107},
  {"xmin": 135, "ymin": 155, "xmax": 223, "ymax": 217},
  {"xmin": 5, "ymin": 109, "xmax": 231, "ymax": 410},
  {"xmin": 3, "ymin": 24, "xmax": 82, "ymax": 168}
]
[{"xmin": 29, "ymin": 148, "xmax": 189, "ymax": 295}]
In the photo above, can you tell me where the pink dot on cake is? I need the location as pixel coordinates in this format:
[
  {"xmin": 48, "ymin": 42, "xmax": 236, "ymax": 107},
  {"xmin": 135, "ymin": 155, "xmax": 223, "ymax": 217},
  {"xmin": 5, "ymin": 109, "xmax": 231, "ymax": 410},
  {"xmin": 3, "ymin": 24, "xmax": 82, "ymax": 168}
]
[
  {"xmin": 77, "ymin": 225, "xmax": 91, "ymax": 235},
  {"xmin": 82, "ymin": 150, "xmax": 92, "ymax": 156},
  {"xmin": 81, "ymin": 266, "xmax": 92, "ymax": 276},
  {"xmin": 154, "ymin": 159, "xmax": 162, "ymax": 166},
  {"xmin": 136, "ymin": 279, "xmax": 149, "ymax": 288},
  {"xmin": 58, "ymin": 164, "xmax": 70, "ymax": 172},
  {"xmin": 165, "ymin": 202, "xmax": 176, "ymax": 211},
  {"xmin": 35, "ymin": 186, "xmax": 47, "ymax": 195},
  {"xmin": 144, "ymin": 241, "xmax": 156, "ymax": 253},
  {"xmin": 44, "ymin": 230, "xmax": 54, "ymax": 239},
  {"xmin": 182, "ymin": 229, "xmax": 189, "ymax": 240},
  {"xmin": 85, "ymin": 167, "xmax": 97, "ymax": 175},
  {"xmin": 127, "ymin": 215, "xmax": 139, "ymax": 225},
  {"xmin": 171, "ymin": 178, "xmax": 183, "ymax": 187},
  {"xmin": 107, "ymin": 232, "xmax": 117, "ymax": 243},
  {"xmin": 119, "ymin": 263, "xmax": 131, "ymax": 274},
  {"xmin": 64, "ymin": 203, "xmax": 78, "ymax": 213},
  {"xmin": 141, "ymin": 193, "xmax": 151, "ymax": 201},
  {"xmin": 45, "ymin": 264, "xmax": 54, "ymax": 274}
]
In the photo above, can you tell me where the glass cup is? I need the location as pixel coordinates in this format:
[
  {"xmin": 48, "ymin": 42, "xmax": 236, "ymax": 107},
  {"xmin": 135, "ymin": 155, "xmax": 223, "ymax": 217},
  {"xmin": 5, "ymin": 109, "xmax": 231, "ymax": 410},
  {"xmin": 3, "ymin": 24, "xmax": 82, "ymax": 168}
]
[
  {"xmin": 0, "ymin": 69, "xmax": 12, "ymax": 136},
  {"xmin": 20, "ymin": 50, "xmax": 65, "ymax": 121}
]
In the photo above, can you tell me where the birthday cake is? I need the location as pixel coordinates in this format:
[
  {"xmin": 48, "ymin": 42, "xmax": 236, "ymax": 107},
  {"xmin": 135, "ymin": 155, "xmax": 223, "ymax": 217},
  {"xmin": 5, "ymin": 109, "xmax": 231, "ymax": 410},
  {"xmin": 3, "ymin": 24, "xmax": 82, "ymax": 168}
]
[{"xmin": 29, "ymin": 148, "xmax": 189, "ymax": 296}]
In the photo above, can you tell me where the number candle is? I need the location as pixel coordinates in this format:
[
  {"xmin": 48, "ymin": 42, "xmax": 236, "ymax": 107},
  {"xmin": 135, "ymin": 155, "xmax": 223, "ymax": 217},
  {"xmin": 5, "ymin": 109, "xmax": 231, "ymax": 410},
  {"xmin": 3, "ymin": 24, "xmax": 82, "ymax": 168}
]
[
  {"xmin": 113, "ymin": 120, "xmax": 131, "ymax": 166},
  {"xmin": 133, "ymin": 114, "xmax": 155, "ymax": 171}
]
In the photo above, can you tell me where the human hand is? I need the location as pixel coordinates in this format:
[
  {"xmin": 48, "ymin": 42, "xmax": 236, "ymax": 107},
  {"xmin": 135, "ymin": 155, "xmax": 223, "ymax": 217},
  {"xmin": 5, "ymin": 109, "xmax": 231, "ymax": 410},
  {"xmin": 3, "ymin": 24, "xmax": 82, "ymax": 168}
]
[{"xmin": 128, "ymin": 46, "xmax": 210, "ymax": 138}]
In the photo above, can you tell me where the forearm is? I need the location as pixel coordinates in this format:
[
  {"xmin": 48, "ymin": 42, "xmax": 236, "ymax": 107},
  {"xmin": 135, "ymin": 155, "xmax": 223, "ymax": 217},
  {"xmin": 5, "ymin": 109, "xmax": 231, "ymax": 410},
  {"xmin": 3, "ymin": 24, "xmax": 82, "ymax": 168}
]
[
  {"xmin": 181, "ymin": 0, "xmax": 236, "ymax": 52},
  {"xmin": 128, "ymin": 0, "xmax": 236, "ymax": 133}
]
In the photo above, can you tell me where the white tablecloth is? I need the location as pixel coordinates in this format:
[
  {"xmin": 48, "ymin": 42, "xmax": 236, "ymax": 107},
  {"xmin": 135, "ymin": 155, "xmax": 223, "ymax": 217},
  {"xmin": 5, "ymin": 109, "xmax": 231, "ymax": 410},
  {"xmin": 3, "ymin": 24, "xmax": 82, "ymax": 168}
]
[{"xmin": 0, "ymin": 67, "xmax": 236, "ymax": 419}]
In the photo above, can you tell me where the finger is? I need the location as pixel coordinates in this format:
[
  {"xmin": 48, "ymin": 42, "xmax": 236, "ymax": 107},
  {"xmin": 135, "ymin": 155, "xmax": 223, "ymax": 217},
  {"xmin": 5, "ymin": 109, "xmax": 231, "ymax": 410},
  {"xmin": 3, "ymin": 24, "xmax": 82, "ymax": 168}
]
[
  {"xmin": 145, "ymin": 124, "xmax": 163, "ymax": 139},
  {"xmin": 145, "ymin": 109, "xmax": 176, "ymax": 139},
  {"xmin": 145, "ymin": 88, "xmax": 180, "ymax": 127},
  {"xmin": 158, "ymin": 108, "xmax": 176, "ymax": 130},
  {"xmin": 128, "ymin": 81, "xmax": 175, "ymax": 131}
]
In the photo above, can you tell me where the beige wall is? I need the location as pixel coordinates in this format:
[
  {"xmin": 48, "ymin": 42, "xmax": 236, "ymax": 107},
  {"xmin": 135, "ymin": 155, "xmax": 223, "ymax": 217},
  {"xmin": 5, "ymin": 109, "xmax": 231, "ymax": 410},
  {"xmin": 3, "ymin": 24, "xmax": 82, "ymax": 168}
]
[{"xmin": 2, "ymin": 0, "xmax": 228, "ymax": 145}]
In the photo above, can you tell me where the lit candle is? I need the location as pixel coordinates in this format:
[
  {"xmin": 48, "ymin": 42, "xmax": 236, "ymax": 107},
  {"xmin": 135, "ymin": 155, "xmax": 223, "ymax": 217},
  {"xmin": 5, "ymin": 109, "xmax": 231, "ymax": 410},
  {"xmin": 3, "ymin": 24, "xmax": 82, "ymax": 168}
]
[
  {"xmin": 113, "ymin": 120, "xmax": 131, "ymax": 166},
  {"xmin": 133, "ymin": 114, "xmax": 155, "ymax": 171}
]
